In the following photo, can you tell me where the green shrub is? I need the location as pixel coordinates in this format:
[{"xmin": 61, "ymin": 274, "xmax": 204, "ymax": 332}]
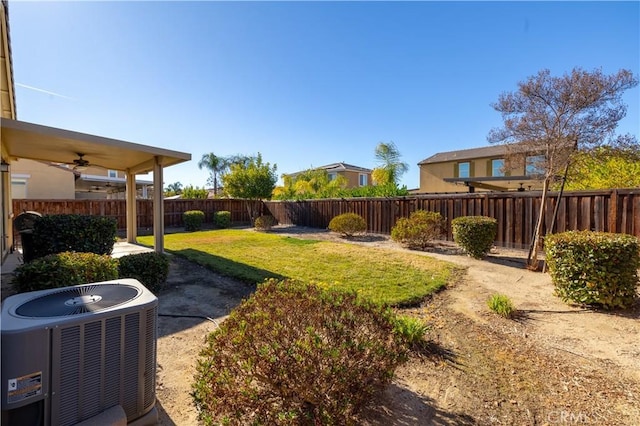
[
  {"xmin": 13, "ymin": 252, "xmax": 119, "ymax": 293},
  {"xmin": 328, "ymin": 212, "xmax": 367, "ymax": 238},
  {"xmin": 30, "ymin": 214, "xmax": 117, "ymax": 259},
  {"xmin": 545, "ymin": 231, "xmax": 639, "ymax": 309},
  {"xmin": 254, "ymin": 214, "xmax": 277, "ymax": 231},
  {"xmin": 213, "ymin": 210, "xmax": 231, "ymax": 228},
  {"xmin": 451, "ymin": 216, "xmax": 497, "ymax": 259},
  {"xmin": 118, "ymin": 252, "xmax": 170, "ymax": 294},
  {"xmin": 183, "ymin": 210, "xmax": 205, "ymax": 231},
  {"xmin": 394, "ymin": 315, "xmax": 430, "ymax": 350},
  {"xmin": 391, "ymin": 210, "xmax": 444, "ymax": 249},
  {"xmin": 192, "ymin": 279, "xmax": 407, "ymax": 425},
  {"xmin": 487, "ymin": 293, "xmax": 516, "ymax": 318}
]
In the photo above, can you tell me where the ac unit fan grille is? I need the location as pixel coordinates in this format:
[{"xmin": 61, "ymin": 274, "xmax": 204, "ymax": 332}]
[{"xmin": 15, "ymin": 284, "xmax": 140, "ymax": 317}]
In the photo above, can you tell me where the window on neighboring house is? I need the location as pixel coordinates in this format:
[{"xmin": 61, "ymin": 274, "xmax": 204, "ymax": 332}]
[
  {"xmin": 526, "ymin": 155, "xmax": 545, "ymax": 176},
  {"xmin": 359, "ymin": 173, "xmax": 368, "ymax": 186},
  {"xmin": 327, "ymin": 172, "xmax": 337, "ymax": 181},
  {"xmin": 108, "ymin": 170, "xmax": 118, "ymax": 178},
  {"xmin": 491, "ymin": 159, "xmax": 505, "ymax": 177},
  {"xmin": 457, "ymin": 162, "xmax": 471, "ymax": 178}
]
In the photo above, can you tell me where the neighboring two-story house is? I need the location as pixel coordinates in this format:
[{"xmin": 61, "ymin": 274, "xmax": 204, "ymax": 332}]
[
  {"xmin": 284, "ymin": 162, "xmax": 373, "ymax": 188},
  {"xmin": 417, "ymin": 145, "xmax": 544, "ymax": 193}
]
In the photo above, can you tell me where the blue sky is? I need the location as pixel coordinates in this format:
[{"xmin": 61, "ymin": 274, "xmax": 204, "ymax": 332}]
[{"xmin": 8, "ymin": 1, "xmax": 639, "ymax": 189}]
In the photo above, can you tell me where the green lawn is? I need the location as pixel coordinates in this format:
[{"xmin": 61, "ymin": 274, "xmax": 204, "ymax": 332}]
[{"xmin": 139, "ymin": 230, "xmax": 461, "ymax": 306}]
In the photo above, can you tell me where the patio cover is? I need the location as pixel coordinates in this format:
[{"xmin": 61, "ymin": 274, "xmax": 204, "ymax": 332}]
[
  {"xmin": 1, "ymin": 118, "xmax": 191, "ymax": 252},
  {"xmin": 443, "ymin": 175, "xmax": 542, "ymax": 192}
]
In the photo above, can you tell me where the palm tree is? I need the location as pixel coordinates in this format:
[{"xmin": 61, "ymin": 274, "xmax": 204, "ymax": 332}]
[
  {"xmin": 198, "ymin": 153, "xmax": 228, "ymax": 196},
  {"xmin": 165, "ymin": 181, "xmax": 183, "ymax": 195},
  {"xmin": 374, "ymin": 142, "xmax": 409, "ymax": 185}
]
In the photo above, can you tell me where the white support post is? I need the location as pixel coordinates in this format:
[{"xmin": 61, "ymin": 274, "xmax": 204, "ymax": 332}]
[
  {"xmin": 125, "ymin": 170, "xmax": 137, "ymax": 243},
  {"xmin": 153, "ymin": 157, "xmax": 164, "ymax": 253}
]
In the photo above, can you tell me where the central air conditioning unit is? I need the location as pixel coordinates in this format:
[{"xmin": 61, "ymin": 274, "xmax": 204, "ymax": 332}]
[{"xmin": 1, "ymin": 279, "xmax": 158, "ymax": 426}]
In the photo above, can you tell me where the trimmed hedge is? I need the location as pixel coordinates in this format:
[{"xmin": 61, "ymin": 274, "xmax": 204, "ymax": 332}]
[
  {"xmin": 391, "ymin": 210, "xmax": 444, "ymax": 249},
  {"xmin": 545, "ymin": 231, "xmax": 639, "ymax": 309},
  {"xmin": 30, "ymin": 214, "xmax": 117, "ymax": 259},
  {"xmin": 12, "ymin": 251, "xmax": 119, "ymax": 293},
  {"xmin": 328, "ymin": 212, "xmax": 367, "ymax": 238},
  {"xmin": 183, "ymin": 210, "xmax": 205, "ymax": 231},
  {"xmin": 451, "ymin": 216, "xmax": 497, "ymax": 259},
  {"xmin": 192, "ymin": 279, "xmax": 407, "ymax": 425},
  {"xmin": 254, "ymin": 214, "xmax": 277, "ymax": 231},
  {"xmin": 118, "ymin": 252, "xmax": 170, "ymax": 293},
  {"xmin": 213, "ymin": 210, "xmax": 231, "ymax": 229}
]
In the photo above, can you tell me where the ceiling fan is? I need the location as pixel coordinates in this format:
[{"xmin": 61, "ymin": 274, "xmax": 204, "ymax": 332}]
[
  {"xmin": 73, "ymin": 153, "xmax": 91, "ymax": 171},
  {"xmin": 66, "ymin": 152, "xmax": 108, "ymax": 171}
]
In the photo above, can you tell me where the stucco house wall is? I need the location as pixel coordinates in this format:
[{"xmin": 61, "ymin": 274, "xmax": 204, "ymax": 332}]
[
  {"xmin": 337, "ymin": 170, "xmax": 370, "ymax": 188},
  {"xmin": 11, "ymin": 159, "xmax": 76, "ymax": 199}
]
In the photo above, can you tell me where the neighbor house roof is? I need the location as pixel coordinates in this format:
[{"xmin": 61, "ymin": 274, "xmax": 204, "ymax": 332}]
[
  {"xmin": 285, "ymin": 162, "xmax": 372, "ymax": 176},
  {"xmin": 418, "ymin": 145, "xmax": 508, "ymax": 165},
  {"xmin": 320, "ymin": 162, "xmax": 372, "ymax": 173}
]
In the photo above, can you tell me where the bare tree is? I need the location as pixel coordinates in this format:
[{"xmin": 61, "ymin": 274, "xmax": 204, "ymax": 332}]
[{"xmin": 488, "ymin": 68, "xmax": 637, "ymax": 269}]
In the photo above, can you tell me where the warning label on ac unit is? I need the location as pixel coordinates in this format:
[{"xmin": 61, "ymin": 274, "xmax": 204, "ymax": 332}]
[{"xmin": 7, "ymin": 372, "xmax": 42, "ymax": 404}]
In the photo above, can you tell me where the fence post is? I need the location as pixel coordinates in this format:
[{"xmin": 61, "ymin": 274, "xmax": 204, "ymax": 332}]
[{"xmin": 609, "ymin": 189, "xmax": 618, "ymax": 233}]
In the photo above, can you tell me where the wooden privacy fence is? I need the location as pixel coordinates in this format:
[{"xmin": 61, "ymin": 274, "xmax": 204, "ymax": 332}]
[
  {"xmin": 12, "ymin": 189, "xmax": 639, "ymax": 249},
  {"xmin": 12, "ymin": 199, "xmax": 251, "ymax": 230},
  {"xmin": 264, "ymin": 189, "xmax": 640, "ymax": 250}
]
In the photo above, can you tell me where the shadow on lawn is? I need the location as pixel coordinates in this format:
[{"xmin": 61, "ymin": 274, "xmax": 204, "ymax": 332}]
[{"xmin": 171, "ymin": 248, "xmax": 285, "ymax": 284}]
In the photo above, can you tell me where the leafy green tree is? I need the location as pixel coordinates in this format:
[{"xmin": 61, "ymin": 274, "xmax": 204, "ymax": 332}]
[
  {"xmin": 273, "ymin": 168, "xmax": 348, "ymax": 200},
  {"xmin": 181, "ymin": 185, "xmax": 209, "ymax": 199},
  {"xmin": 373, "ymin": 142, "xmax": 409, "ymax": 186},
  {"xmin": 222, "ymin": 153, "xmax": 277, "ymax": 224},
  {"xmin": 198, "ymin": 153, "xmax": 228, "ymax": 196},
  {"xmin": 164, "ymin": 181, "xmax": 183, "ymax": 196},
  {"xmin": 563, "ymin": 142, "xmax": 640, "ymax": 190},
  {"xmin": 273, "ymin": 170, "xmax": 410, "ymax": 200},
  {"xmin": 488, "ymin": 67, "xmax": 637, "ymax": 268}
]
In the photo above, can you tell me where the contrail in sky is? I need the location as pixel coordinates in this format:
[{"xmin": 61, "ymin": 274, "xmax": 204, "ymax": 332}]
[{"xmin": 16, "ymin": 83, "xmax": 75, "ymax": 100}]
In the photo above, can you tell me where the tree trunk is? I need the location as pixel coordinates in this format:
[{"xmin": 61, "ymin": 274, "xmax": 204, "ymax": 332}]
[
  {"xmin": 245, "ymin": 201, "xmax": 254, "ymax": 226},
  {"xmin": 245, "ymin": 199, "xmax": 260, "ymax": 226},
  {"xmin": 527, "ymin": 177, "xmax": 550, "ymax": 270}
]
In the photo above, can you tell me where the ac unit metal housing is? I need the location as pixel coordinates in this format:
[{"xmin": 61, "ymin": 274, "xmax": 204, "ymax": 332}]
[{"xmin": 1, "ymin": 279, "xmax": 158, "ymax": 426}]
